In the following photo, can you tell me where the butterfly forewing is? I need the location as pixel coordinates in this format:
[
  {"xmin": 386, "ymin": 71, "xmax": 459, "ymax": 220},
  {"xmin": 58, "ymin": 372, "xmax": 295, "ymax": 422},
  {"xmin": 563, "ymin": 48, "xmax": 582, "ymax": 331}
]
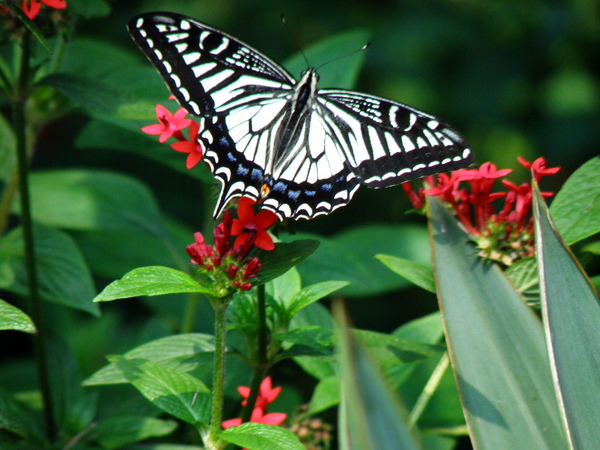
[
  {"xmin": 128, "ymin": 12, "xmax": 295, "ymax": 116},
  {"xmin": 129, "ymin": 12, "xmax": 473, "ymax": 221}
]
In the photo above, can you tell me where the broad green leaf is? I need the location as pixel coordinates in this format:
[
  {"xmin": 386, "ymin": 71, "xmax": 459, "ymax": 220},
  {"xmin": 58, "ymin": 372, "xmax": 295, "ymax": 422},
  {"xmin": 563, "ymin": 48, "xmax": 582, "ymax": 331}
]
[
  {"xmin": 291, "ymin": 303, "xmax": 337, "ymax": 380},
  {"xmin": 252, "ymin": 239, "xmax": 320, "ymax": 286},
  {"xmin": 289, "ymin": 225, "xmax": 431, "ymax": 297},
  {"xmin": 221, "ymin": 422, "xmax": 304, "ymax": 450},
  {"xmin": 25, "ymin": 170, "xmax": 165, "ymax": 235},
  {"xmin": 550, "ymin": 156, "xmax": 600, "ymax": 244},
  {"xmin": 267, "ymin": 266, "xmax": 302, "ymax": 306},
  {"xmin": 92, "ymin": 416, "xmax": 177, "ymax": 449},
  {"xmin": 94, "ymin": 266, "xmax": 212, "ymax": 302},
  {"xmin": 309, "ymin": 376, "xmax": 340, "ymax": 414},
  {"xmin": 274, "ymin": 326, "xmax": 335, "ymax": 358},
  {"xmin": 353, "ymin": 329, "xmax": 443, "ymax": 364},
  {"xmin": 505, "ymin": 257, "xmax": 540, "ymax": 307},
  {"xmin": 533, "ymin": 182, "xmax": 600, "ymax": 448},
  {"xmin": 0, "ymin": 225, "xmax": 98, "ymax": 316},
  {"xmin": 376, "ymin": 254, "xmax": 435, "ymax": 293},
  {"xmin": 428, "ymin": 197, "xmax": 567, "ymax": 448},
  {"xmin": 0, "ymin": 113, "xmax": 15, "ymax": 180},
  {"xmin": 46, "ymin": 337, "xmax": 97, "ymax": 434},
  {"xmin": 85, "ymin": 333, "xmax": 215, "ymax": 386},
  {"xmin": 108, "ymin": 356, "xmax": 210, "ymax": 426},
  {"xmin": 284, "ymin": 29, "xmax": 370, "ymax": 89},
  {"xmin": 336, "ymin": 304, "xmax": 420, "ymax": 450},
  {"xmin": 0, "ymin": 299, "xmax": 35, "ymax": 334},
  {"xmin": 583, "ymin": 240, "xmax": 600, "ymax": 255},
  {"xmin": 285, "ymin": 281, "xmax": 348, "ymax": 319},
  {"xmin": 0, "ymin": 385, "xmax": 43, "ymax": 441}
]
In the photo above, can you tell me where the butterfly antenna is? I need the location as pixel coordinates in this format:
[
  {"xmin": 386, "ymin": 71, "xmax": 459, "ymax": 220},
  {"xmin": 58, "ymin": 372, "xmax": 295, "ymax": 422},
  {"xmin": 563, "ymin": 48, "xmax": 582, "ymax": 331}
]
[
  {"xmin": 316, "ymin": 42, "xmax": 371, "ymax": 71},
  {"xmin": 281, "ymin": 13, "xmax": 311, "ymax": 68}
]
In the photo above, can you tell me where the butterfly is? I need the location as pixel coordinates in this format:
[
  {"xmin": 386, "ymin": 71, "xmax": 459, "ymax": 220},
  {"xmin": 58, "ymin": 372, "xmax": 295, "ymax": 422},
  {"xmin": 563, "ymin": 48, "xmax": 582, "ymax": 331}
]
[{"xmin": 128, "ymin": 12, "xmax": 473, "ymax": 221}]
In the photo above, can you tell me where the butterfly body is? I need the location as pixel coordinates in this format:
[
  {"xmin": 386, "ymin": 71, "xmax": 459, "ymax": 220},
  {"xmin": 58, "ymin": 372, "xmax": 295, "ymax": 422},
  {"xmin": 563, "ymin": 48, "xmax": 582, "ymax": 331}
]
[{"xmin": 128, "ymin": 12, "xmax": 473, "ymax": 220}]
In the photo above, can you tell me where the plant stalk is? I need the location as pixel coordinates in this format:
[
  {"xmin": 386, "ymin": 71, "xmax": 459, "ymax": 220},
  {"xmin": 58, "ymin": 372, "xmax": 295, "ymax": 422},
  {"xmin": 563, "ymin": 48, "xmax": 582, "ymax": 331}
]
[
  {"xmin": 13, "ymin": 31, "xmax": 57, "ymax": 443},
  {"xmin": 206, "ymin": 296, "xmax": 231, "ymax": 449},
  {"xmin": 408, "ymin": 351, "xmax": 450, "ymax": 428}
]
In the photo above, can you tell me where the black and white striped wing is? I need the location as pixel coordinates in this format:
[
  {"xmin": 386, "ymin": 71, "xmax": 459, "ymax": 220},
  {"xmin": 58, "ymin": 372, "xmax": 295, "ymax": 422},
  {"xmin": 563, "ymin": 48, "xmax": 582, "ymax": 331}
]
[
  {"xmin": 317, "ymin": 90, "xmax": 472, "ymax": 187},
  {"xmin": 127, "ymin": 12, "xmax": 295, "ymax": 116}
]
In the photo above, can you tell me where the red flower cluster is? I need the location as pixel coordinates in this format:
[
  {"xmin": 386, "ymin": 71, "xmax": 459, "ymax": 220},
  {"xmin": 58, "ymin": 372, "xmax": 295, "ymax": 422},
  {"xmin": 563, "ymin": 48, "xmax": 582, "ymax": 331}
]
[
  {"xmin": 141, "ymin": 103, "xmax": 204, "ymax": 169},
  {"xmin": 186, "ymin": 198, "xmax": 277, "ymax": 293},
  {"xmin": 222, "ymin": 377, "xmax": 287, "ymax": 429},
  {"xmin": 403, "ymin": 157, "xmax": 560, "ymax": 265}
]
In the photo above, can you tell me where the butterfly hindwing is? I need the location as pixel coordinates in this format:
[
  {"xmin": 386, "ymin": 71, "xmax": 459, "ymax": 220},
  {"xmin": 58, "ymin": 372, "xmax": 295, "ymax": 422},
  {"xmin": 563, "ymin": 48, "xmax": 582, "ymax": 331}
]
[{"xmin": 318, "ymin": 90, "xmax": 471, "ymax": 187}]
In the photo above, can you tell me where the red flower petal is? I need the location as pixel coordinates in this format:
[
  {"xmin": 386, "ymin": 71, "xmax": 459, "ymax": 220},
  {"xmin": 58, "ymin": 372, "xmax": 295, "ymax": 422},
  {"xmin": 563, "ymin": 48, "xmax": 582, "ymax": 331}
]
[
  {"xmin": 254, "ymin": 209, "xmax": 278, "ymax": 229},
  {"xmin": 254, "ymin": 230, "xmax": 274, "ymax": 251},
  {"xmin": 22, "ymin": 0, "xmax": 41, "ymax": 19},
  {"xmin": 42, "ymin": 0, "xmax": 66, "ymax": 8},
  {"xmin": 260, "ymin": 412, "xmax": 287, "ymax": 426}
]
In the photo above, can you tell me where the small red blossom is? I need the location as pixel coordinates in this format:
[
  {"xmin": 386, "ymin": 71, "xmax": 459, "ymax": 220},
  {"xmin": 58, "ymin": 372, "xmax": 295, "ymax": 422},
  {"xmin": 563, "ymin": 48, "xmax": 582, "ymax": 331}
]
[
  {"xmin": 231, "ymin": 197, "xmax": 278, "ymax": 252},
  {"xmin": 185, "ymin": 210, "xmax": 264, "ymax": 294},
  {"xmin": 170, "ymin": 121, "xmax": 204, "ymax": 169},
  {"xmin": 517, "ymin": 156, "xmax": 561, "ymax": 182},
  {"xmin": 22, "ymin": 0, "xmax": 66, "ymax": 19},
  {"xmin": 141, "ymin": 104, "xmax": 192, "ymax": 143},
  {"xmin": 222, "ymin": 377, "xmax": 287, "ymax": 430}
]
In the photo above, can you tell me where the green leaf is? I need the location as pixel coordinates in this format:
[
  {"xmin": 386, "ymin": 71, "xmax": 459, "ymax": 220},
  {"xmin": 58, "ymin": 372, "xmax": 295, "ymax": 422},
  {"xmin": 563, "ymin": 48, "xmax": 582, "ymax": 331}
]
[
  {"xmin": 376, "ymin": 254, "xmax": 435, "ymax": 293},
  {"xmin": 0, "ymin": 299, "xmax": 35, "ymax": 334},
  {"xmin": 289, "ymin": 225, "xmax": 431, "ymax": 297},
  {"xmin": 285, "ymin": 281, "xmax": 348, "ymax": 319},
  {"xmin": 428, "ymin": 197, "xmax": 567, "ymax": 448},
  {"xmin": 94, "ymin": 266, "xmax": 212, "ymax": 302},
  {"xmin": 0, "ymin": 225, "xmax": 98, "ymax": 316},
  {"xmin": 92, "ymin": 416, "xmax": 177, "ymax": 449},
  {"xmin": 353, "ymin": 329, "xmax": 443, "ymax": 364},
  {"xmin": 505, "ymin": 257, "xmax": 540, "ymax": 307},
  {"xmin": 550, "ymin": 156, "xmax": 600, "ymax": 244},
  {"xmin": 221, "ymin": 422, "xmax": 304, "ymax": 450},
  {"xmin": 108, "ymin": 356, "xmax": 211, "ymax": 426},
  {"xmin": 252, "ymin": 239, "xmax": 320, "ymax": 286},
  {"xmin": 336, "ymin": 304, "xmax": 420, "ymax": 450},
  {"xmin": 67, "ymin": 0, "xmax": 111, "ymax": 19},
  {"xmin": 39, "ymin": 73, "xmax": 126, "ymax": 116},
  {"xmin": 583, "ymin": 240, "xmax": 600, "ymax": 255},
  {"xmin": 309, "ymin": 376, "xmax": 340, "ymax": 414},
  {"xmin": 26, "ymin": 170, "xmax": 165, "ymax": 235},
  {"xmin": 284, "ymin": 29, "xmax": 370, "ymax": 89},
  {"xmin": 274, "ymin": 326, "xmax": 335, "ymax": 358},
  {"xmin": 84, "ymin": 333, "xmax": 215, "ymax": 386},
  {"xmin": 0, "ymin": 385, "xmax": 43, "ymax": 441},
  {"xmin": 533, "ymin": 181, "xmax": 600, "ymax": 448},
  {"xmin": 0, "ymin": 113, "xmax": 16, "ymax": 181}
]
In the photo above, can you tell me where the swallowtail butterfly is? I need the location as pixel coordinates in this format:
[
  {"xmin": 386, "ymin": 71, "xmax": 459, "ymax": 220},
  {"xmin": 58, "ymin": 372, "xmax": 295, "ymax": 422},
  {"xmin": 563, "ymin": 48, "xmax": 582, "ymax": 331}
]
[{"xmin": 128, "ymin": 12, "xmax": 473, "ymax": 220}]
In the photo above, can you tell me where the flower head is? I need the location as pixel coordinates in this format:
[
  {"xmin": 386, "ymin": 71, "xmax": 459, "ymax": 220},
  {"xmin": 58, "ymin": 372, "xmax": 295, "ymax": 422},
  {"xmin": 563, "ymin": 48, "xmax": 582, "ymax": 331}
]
[
  {"xmin": 22, "ymin": 0, "xmax": 66, "ymax": 19},
  {"xmin": 170, "ymin": 120, "xmax": 204, "ymax": 169},
  {"xmin": 403, "ymin": 157, "xmax": 561, "ymax": 266},
  {"xmin": 222, "ymin": 377, "xmax": 287, "ymax": 430},
  {"xmin": 142, "ymin": 104, "xmax": 192, "ymax": 143},
  {"xmin": 231, "ymin": 197, "xmax": 278, "ymax": 252}
]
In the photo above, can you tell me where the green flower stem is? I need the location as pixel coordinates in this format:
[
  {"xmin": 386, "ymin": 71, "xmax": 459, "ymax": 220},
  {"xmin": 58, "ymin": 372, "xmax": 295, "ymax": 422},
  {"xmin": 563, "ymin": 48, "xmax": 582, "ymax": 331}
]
[
  {"xmin": 408, "ymin": 351, "xmax": 450, "ymax": 429},
  {"xmin": 240, "ymin": 284, "xmax": 269, "ymax": 423},
  {"xmin": 206, "ymin": 295, "xmax": 231, "ymax": 450},
  {"xmin": 13, "ymin": 31, "xmax": 57, "ymax": 443}
]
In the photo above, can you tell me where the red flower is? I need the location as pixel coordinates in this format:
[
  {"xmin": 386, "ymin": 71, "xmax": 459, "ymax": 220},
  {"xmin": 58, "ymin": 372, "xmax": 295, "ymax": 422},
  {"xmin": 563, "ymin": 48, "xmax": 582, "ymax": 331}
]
[
  {"xmin": 222, "ymin": 377, "xmax": 287, "ymax": 429},
  {"xmin": 22, "ymin": 0, "xmax": 66, "ymax": 19},
  {"xmin": 170, "ymin": 121, "xmax": 204, "ymax": 169},
  {"xmin": 141, "ymin": 104, "xmax": 192, "ymax": 143},
  {"xmin": 231, "ymin": 198, "xmax": 278, "ymax": 252},
  {"xmin": 407, "ymin": 157, "xmax": 561, "ymax": 266},
  {"xmin": 518, "ymin": 156, "xmax": 561, "ymax": 182}
]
